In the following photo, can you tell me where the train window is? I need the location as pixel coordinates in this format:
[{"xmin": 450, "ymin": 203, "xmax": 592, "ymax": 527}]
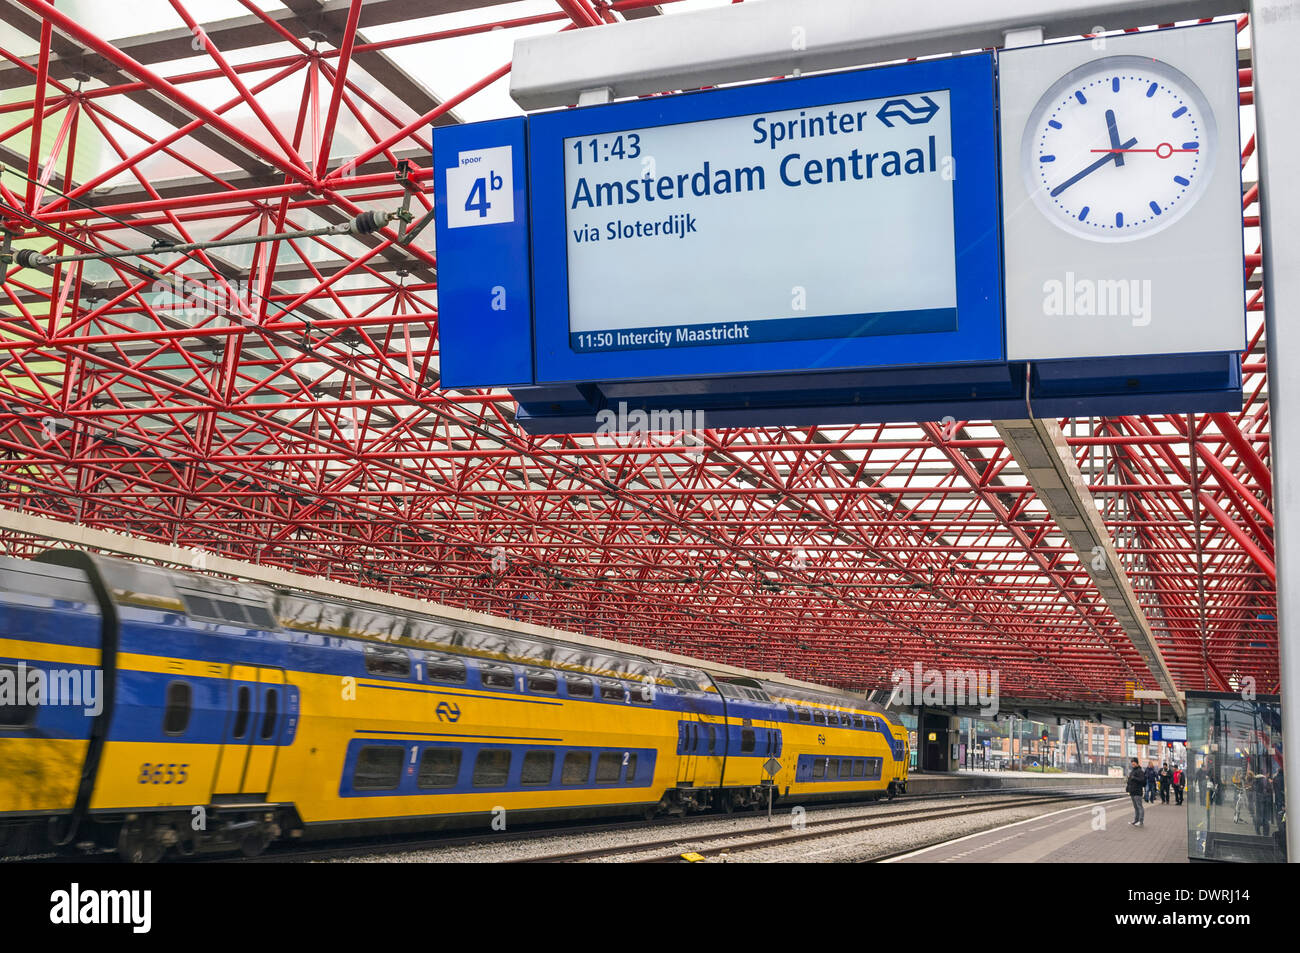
[
  {"xmin": 786, "ymin": 706, "xmax": 797, "ymax": 721},
  {"xmin": 472, "ymin": 749, "xmax": 511, "ymax": 787},
  {"xmin": 521, "ymin": 750, "xmax": 555, "ymax": 785},
  {"xmin": 354, "ymin": 746, "xmax": 403, "ymax": 791},
  {"xmin": 812, "ymin": 710, "xmax": 827, "ymax": 726},
  {"xmin": 231, "ymin": 686, "xmax": 251, "ymax": 739},
  {"xmin": 418, "ymin": 748, "xmax": 461, "ymax": 788},
  {"xmin": 839, "ymin": 759, "xmax": 853, "ymax": 779},
  {"xmin": 812, "ymin": 758, "xmax": 827, "ymax": 780},
  {"xmin": 599, "ymin": 681, "xmax": 625, "ymax": 702},
  {"xmin": 741, "ymin": 728, "xmax": 756, "ymax": 753},
  {"xmin": 162, "ymin": 681, "xmax": 192, "ymax": 736},
  {"xmin": 243, "ymin": 604, "xmax": 278, "ymax": 630},
  {"xmin": 624, "ymin": 753, "xmax": 638, "ymax": 782},
  {"xmin": 853, "ymin": 760, "xmax": 866, "ymax": 778},
  {"xmin": 261, "ymin": 688, "xmax": 279, "ymax": 740},
  {"xmin": 628, "ymin": 682, "xmax": 653, "ymax": 704},
  {"xmin": 562, "ymin": 751, "xmax": 591, "ymax": 785},
  {"xmin": 797, "ymin": 708, "xmax": 811, "ymax": 723},
  {"xmin": 707, "ymin": 724, "xmax": 717, "ymax": 755},
  {"xmin": 363, "ymin": 644, "xmax": 410, "ymax": 678},
  {"xmin": 0, "ymin": 664, "xmax": 37, "ymax": 728},
  {"xmin": 183, "ymin": 593, "xmax": 218, "ymax": 619},
  {"xmin": 567, "ymin": 677, "xmax": 594, "ymax": 698},
  {"xmin": 525, "ymin": 670, "xmax": 557, "ymax": 694},
  {"xmin": 178, "ymin": 587, "xmax": 277, "ymax": 631},
  {"xmin": 426, "ymin": 656, "xmax": 466, "ymax": 684},
  {"xmin": 595, "ymin": 752, "xmax": 621, "ymax": 783},
  {"xmin": 853, "ymin": 715, "xmax": 865, "ymax": 729},
  {"xmin": 479, "ymin": 666, "xmax": 514, "ymax": 690}
]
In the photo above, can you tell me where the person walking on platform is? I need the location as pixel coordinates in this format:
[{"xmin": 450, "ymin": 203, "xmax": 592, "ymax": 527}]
[
  {"xmin": 1159, "ymin": 762, "xmax": 1172, "ymax": 804},
  {"xmin": 1144, "ymin": 760, "xmax": 1158, "ymax": 803},
  {"xmin": 1127, "ymin": 758, "xmax": 1146, "ymax": 827},
  {"xmin": 1251, "ymin": 771, "xmax": 1273, "ymax": 837},
  {"xmin": 1173, "ymin": 764, "xmax": 1184, "ymax": 805}
]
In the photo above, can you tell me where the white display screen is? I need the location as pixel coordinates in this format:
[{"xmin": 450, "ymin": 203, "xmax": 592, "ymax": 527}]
[{"xmin": 561, "ymin": 91, "xmax": 959, "ymax": 354}]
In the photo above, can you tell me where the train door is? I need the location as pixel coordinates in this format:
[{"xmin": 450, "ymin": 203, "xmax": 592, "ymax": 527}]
[
  {"xmin": 677, "ymin": 717, "xmax": 700, "ymax": 784},
  {"xmin": 213, "ymin": 666, "xmax": 286, "ymax": 796}
]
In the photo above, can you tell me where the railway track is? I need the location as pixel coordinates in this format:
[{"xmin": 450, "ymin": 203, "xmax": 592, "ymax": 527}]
[
  {"xmin": 513, "ymin": 791, "xmax": 1115, "ymax": 863},
  {"xmin": 13, "ymin": 787, "xmax": 1117, "ymax": 863}
]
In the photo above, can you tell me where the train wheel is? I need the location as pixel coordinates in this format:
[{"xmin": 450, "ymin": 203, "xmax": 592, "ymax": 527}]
[
  {"xmin": 118, "ymin": 827, "xmax": 163, "ymax": 864},
  {"xmin": 239, "ymin": 833, "xmax": 270, "ymax": 858}
]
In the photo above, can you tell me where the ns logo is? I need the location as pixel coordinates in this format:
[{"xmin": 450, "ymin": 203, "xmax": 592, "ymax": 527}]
[{"xmin": 435, "ymin": 701, "xmax": 462, "ymax": 723}]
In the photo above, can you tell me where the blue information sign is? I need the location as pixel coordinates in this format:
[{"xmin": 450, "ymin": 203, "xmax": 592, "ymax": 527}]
[
  {"xmin": 527, "ymin": 53, "xmax": 1003, "ymax": 385},
  {"xmin": 430, "ymin": 39, "xmax": 1243, "ymax": 431},
  {"xmin": 432, "ymin": 117, "xmax": 533, "ymax": 388}
]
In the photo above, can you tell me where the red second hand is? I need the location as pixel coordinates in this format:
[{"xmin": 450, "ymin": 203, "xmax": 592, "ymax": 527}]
[{"xmin": 1090, "ymin": 142, "xmax": 1199, "ymax": 159}]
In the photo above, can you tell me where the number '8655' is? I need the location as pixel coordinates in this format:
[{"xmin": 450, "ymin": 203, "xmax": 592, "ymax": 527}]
[{"xmin": 138, "ymin": 763, "xmax": 189, "ymax": 784}]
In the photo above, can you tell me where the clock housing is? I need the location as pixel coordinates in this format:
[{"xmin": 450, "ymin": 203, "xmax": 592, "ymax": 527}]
[{"xmin": 1021, "ymin": 54, "xmax": 1217, "ymax": 243}]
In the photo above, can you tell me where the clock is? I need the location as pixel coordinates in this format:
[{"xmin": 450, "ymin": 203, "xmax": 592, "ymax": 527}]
[{"xmin": 1021, "ymin": 54, "xmax": 1217, "ymax": 242}]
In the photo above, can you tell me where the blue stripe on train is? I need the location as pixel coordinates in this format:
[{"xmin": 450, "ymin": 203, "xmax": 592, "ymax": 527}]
[
  {"xmin": 795, "ymin": 754, "xmax": 884, "ymax": 783},
  {"xmin": 119, "ymin": 615, "xmax": 902, "ymax": 746},
  {"xmin": 8, "ymin": 598, "xmax": 902, "ymax": 751},
  {"xmin": 0, "ymin": 594, "xmax": 101, "ymax": 650},
  {"xmin": 676, "ymin": 721, "xmax": 782, "ymax": 757},
  {"xmin": 0, "ymin": 658, "xmax": 99, "ymax": 738},
  {"xmin": 338, "ymin": 738, "xmax": 658, "ymax": 797},
  {"xmin": 109, "ymin": 670, "xmax": 298, "ymax": 747}
]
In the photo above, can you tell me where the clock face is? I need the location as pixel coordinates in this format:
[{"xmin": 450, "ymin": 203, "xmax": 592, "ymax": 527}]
[{"xmin": 1022, "ymin": 55, "xmax": 1217, "ymax": 242}]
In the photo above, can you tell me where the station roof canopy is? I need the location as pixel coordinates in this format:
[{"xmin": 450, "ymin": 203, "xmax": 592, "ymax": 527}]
[{"xmin": 0, "ymin": 1, "xmax": 1274, "ymax": 711}]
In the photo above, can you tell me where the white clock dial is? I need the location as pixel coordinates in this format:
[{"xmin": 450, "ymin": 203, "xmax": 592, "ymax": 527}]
[{"xmin": 1021, "ymin": 54, "xmax": 1217, "ymax": 242}]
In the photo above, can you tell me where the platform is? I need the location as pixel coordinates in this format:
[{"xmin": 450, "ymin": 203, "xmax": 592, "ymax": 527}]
[
  {"xmin": 906, "ymin": 769, "xmax": 1122, "ymax": 796},
  {"xmin": 888, "ymin": 795, "xmax": 1190, "ymax": 863}
]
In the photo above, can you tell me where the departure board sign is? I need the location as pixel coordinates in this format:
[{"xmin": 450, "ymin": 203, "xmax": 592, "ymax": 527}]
[
  {"xmin": 432, "ymin": 27, "xmax": 1244, "ymax": 429},
  {"xmin": 1151, "ymin": 723, "xmax": 1187, "ymax": 743},
  {"xmin": 563, "ymin": 91, "xmax": 956, "ymax": 353},
  {"xmin": 527, "ymin": 54, "xmax": 1003, "ymax": 385}
]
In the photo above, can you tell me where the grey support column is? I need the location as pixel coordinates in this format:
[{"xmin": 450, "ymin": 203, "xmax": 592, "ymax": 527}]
[{"xmin": 1251, "ymin": 0, "xmax": 1300, "ymax": 863}]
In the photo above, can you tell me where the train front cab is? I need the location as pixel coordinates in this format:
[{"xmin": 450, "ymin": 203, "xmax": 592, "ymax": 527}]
[
  {"xmin": 0, "ymin": 556, "xmax": 104, "ymax": 855},
  {"xmin": 887, "ymin": 721, "xmax": 908, "ymax": 797},
  {"xmin": 33, "ymin": 550, "xmax": 300, "ymax": 860}
]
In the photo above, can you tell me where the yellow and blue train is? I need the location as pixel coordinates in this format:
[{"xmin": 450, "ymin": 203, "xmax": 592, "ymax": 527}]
[{"xmin": 0, "ymin": 550, "xmax": 908, "ymax": 861}]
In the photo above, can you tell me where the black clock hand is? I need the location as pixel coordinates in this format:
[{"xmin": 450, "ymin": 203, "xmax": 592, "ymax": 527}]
[
  {"xmin": 1050, "ymin": 135, "xmax": 1137, "ymax": 197},
  {"xmin": 1106, "ymin": 108, "xmax": 1125, "ymax": 168}
]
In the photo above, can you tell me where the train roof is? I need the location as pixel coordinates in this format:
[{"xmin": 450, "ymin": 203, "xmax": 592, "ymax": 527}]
[{"xmin": 31, "ymin": 548, "xmax": 883, "ymax": 702}]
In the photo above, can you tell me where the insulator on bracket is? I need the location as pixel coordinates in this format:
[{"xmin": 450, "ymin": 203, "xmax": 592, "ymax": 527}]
[
  {"xmin": 349, "ymin": 210, "xmax": 390, "ymax": 235},
  {"xmin": 14, "ymin": 248, "xmax": 48, "ymax": 269}
]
